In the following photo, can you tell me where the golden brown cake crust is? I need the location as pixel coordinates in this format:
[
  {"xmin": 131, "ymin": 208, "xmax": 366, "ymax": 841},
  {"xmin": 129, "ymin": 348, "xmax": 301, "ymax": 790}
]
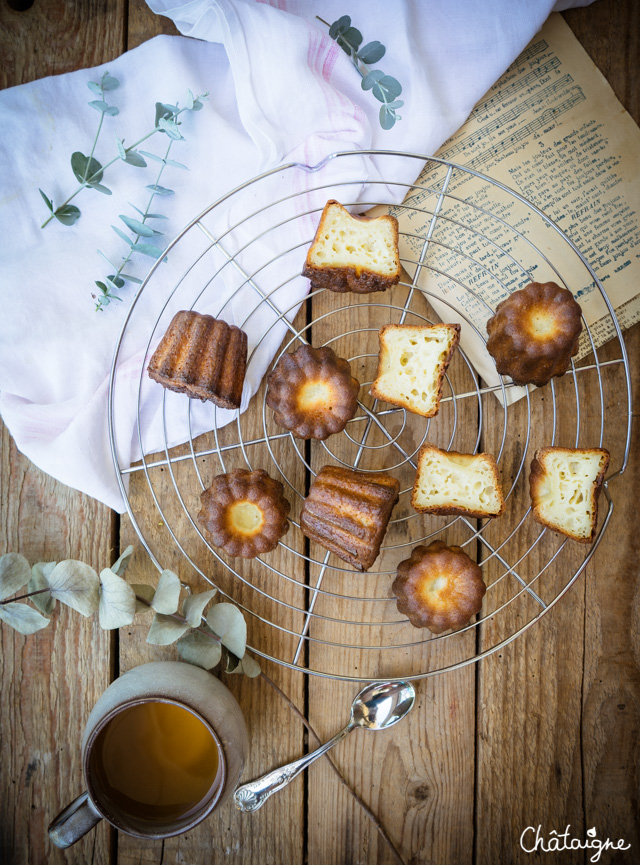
[
  {"xmin": 392, "ymin": 540, "xmax": 486, "ymax": 633},
  {"xmin": 486, "ymin": 281, "xmax": 582, "ymax": 387},
  {"xmin": 198, "ymin": 468, "xmax": 290, "ymax": 558},
  {"xmin": 302, "ymin": 199, "xmax": 401, "ymax": 294},
  {"xmin": 529, "ymin": 446, "xmax": 610, "ymax": 543},
  {"xmin": 266, "ymin": 345, "xmax": 360, "ymax": 440},
  {"xmin": 300, "ymin": 465, "xmax": 400, "ymax": 571},
  {"xmin": 148, "ymin": 310, "xmax": 248, "ymax": 410}
]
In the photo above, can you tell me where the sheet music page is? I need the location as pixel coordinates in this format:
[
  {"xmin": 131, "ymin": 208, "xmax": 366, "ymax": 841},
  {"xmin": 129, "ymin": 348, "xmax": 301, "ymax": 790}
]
[{"xmin": 387, "ymin": 13, "xmax": 640, "ymax": 402}]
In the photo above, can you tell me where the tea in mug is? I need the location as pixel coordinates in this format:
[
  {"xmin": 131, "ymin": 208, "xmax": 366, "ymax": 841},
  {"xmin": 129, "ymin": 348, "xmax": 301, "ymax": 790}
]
[{"xmin": 91, "ymin": 700, "xmax": 220, "ymax": 823}]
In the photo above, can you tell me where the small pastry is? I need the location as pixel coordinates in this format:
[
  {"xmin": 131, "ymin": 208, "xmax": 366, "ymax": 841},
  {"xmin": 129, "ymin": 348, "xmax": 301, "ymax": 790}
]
[
  {"xmin": 198, "ymin": 469, "xmax": 290, "ymax": 558},
  {"xmin": 266, "ymin": 344, "xmax": 360, "ymax": 440},
  {"xmin": 148, "ymin": 310, "xmax": 247, "ymax": 410},
  {"xmin": 486, "ymin": 281, "xmax": 582, "ymax": 387},
  {"xmin": 370, "ymin": 323, "xmax": 460, "ymax": 418},
  {"xmin": 302, "ymin": 200, "xmax": 401, "ymax": 294},
  {"xmin": 300, "ymin": 465, "xmax": 400, "ymax": 571},
  {"xmin": 411, "ymin": 444, "xmax": 505, "ymax": 518},
  {"xmin": 529, "ymin": 446, "xmax": 610, "ymax": 542},
  {"xmin": 392, "ymin": 541, "xmax": 486, "ymax": 633}
]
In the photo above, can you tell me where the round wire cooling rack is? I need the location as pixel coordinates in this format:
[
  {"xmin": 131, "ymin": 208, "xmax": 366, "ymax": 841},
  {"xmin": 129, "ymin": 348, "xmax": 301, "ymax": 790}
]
[{"xmin": 108, "ymin": 150, "xmax": 632, "ymax": 683}]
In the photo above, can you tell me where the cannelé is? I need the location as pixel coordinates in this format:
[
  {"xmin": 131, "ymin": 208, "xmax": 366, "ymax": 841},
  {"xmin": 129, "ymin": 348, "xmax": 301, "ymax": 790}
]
[{"xmin": 148, "ymin": 310, "xmax": 248, "ymax": 410}]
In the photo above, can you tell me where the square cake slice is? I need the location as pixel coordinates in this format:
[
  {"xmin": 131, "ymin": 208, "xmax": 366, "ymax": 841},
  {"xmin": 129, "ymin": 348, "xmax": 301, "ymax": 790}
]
[
  {"xmin": 411, "ymin": 445, "xmax": 505, "ymax": 518},
  {"xmin": 302, "ymin": 200, "xmax": 401, "ymax": 294},
  {"xmin": 529, "ymin": 446, "xmax": 610, "ymax": 542},
  {"xmin": 371, "ymin": 323, "xmax": 460, "ymax": 418}
]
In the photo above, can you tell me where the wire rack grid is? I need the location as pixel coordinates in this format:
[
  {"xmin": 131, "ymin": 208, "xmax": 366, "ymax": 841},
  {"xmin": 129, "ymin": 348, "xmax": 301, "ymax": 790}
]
[{"xmin": 108, "ymin": 150, "xmax": 632, "ymax": 682}]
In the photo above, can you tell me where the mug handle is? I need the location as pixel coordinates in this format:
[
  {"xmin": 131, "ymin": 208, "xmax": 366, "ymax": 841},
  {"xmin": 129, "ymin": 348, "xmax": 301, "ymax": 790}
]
[{"xmin": 48, "ymin": 791, "xmax": 102, "ymax": 848}]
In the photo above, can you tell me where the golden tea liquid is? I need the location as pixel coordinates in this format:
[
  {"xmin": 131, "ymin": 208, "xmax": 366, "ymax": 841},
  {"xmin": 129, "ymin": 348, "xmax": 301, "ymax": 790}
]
[{"xmin": 92, "ymin": 700, "xmax": 220, "ymax": 823}]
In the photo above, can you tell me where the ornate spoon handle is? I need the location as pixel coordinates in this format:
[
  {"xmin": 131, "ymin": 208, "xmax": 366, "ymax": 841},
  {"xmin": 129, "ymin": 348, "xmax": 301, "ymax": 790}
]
[{"xmin": 234, "ymin": 723, "xmax": 354, "ymax": 812}]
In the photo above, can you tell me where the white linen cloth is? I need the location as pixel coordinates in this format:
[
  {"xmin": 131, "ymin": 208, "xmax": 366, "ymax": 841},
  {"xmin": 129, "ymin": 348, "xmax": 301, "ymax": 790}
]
[{"xmin": 0, "ymin": 0, "xmax": 593, "ymax": 513}]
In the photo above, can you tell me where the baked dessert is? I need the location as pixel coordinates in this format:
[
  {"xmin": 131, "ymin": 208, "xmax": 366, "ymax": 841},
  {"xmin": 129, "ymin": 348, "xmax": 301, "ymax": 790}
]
[
  {"xmin": 529, "ymin": 446, "xmax": 610, "ymax": 542},
  {"xmin": 198, "ymin": 468, "xmax": 290, "ymax": 558},
  {"xmin": 486, "ymin": 281, "xmax": 582, "ymax": 387},
  {"xmin": 266, "ymin": 345, "xmax": 360, "ymax": 440},
  {"xmin": 370, "ymin": 323, "xmax": 460, "ymax": 417},
  {"xmin": 411, "ymin": 445, "xmax": 505, "ymax": 518},
  {"xmin": 302, "ymin": 200, "xmax": 401, "ymax": 294},
  {"xmin": 300, "ymin": 465, "xmax": 400, "ymax": 571},
  {"xmin": 148, "ymin": 310, "xmax": 247, "ymax": 410},
  {"xmin": 392, "ymin": 540, "xmax": 486, "ymax": 633}
]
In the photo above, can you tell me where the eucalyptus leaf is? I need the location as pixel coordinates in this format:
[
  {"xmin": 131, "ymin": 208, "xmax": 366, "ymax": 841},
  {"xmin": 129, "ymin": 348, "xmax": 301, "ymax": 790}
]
[
  {"xmin": 379, "ymin": 106, "xmax": 396, "ymax": 130},
  {"xmin": 146, "ymin": 185, "xmax": 174, "ymax": 196},
  {"xmin": 155, "ymin": 102, "xmax": 177, "ymax": 126},
  {"xmin": 47, "ymin": 560, "xmax": 100, "ymax": 616},
  {"xmin": 87, "ymin": 81, "xmax": 103, "ymax": 96},
  {"xmin": 128, "ymin": 202, "xmax": 146, "ymax": 216},
  {"xmin": 88, "ymin": 100, "xmax": 109, "ymax": 113},
  {"xmin": 119, "ymin": 214, "xmax": 161, "ymax": 237},
  {"xmin": 151, "ymin": 569, "xmax": 181, "ymax": 614},
  {"xmin": 357, "ymin": 41, "xmax": 385, "ymax": 64},
  {"xmin": 361, "ymin": 70, "xmax": 385, "ymax": 90},
  {"xmin": 342, "ymin": 27, "xmax": 363, "ymax": 47},
  {"xmin": 39, "ymin": 189, "xmax": 53, "ymax": 212},
  {"xmin": 158, "ymin": 117, "xmax": 183, "ymax": 141},
  {"xmin": 0, "ymin": 552, "xmax": 32, "ymax": 600},
  {"xmin": 111, "ymin": 225, "xmax": 134, "ymax": 246},
  {"xmin": 98, "ymin": 249, "xmax": 119, "ymax": 270},
  {"xmin": 191, "ymin": 100, "xmax": 204, "ymax": 111},
  {"xmin": 207, "ymin": 603, "xmax": 246, "ymax": 659},
  {"xmin": 165, "ymin": 159, "xmax": 188, "ymax": 170},
  {"xmin": 28, "ymin": 562, "xmax": 56, "ymax": 614},
  {"xmin": 95, "ymin": 281, "xmax": 109, "ymax": 294},
  {"xmin": 329, "ymin": 15, "xmax": 351, "ymax": 38},
  {"xmin": 138, "ymin": 150, "xmax": 165, "ymax": 164},
  {"xmin": 115, "ymin": 136, "xmax": 126, "ymax": 160},
  {"xmin": 144, "ymin": 213, "xmax": 169, "ymax": 220},
  {"xmin": 386, "ymin": 99, "xmax": 404, "ymax": 110},
  {"xmin": 372, "ymin": 75, "xmax": 402, "ymax": 103},
  {"xmin": 131, "ymin": 583, "xmax": 155, "ymax": 613},
  {"xmin": 71, "ymin": 152, "xmax": 104, "ymax": 184},
  {"xmin": 176, "ymin": 628, "xmax": 222, "ymax": 670},
  {"xmin": 120, "ymin": 273, "xmax": 143, "ymax": 284},
  {"xmin": 106, "ymin": 275, "xmax": 125, "ymax": 291},
  {"xmin": 88, "ymin": 182, "xmax": 112, "ymax": 195},
  {"xmin": 239, "ymin": 653, "xmax": 261, "ymax": 678},
  {"xmin": 99, "ymin": 568, "xmax": 136, "ymax": 629},
  {"xmin": 111, "ymin": 544, "xmax": 134, "ymax": 577},
  {"xmin": 182, "ymin": 588, "xmax": 217, "ymax": 628},
  {"xmin": 101, "ymin": 73, "xmax": 119, "ymax": 91},
  {"xmin": 185, "ymin": 89, "xmax": 195, "ymax": 110},
  {"xmin": 54, "ymin": 205, "xmax": 81, "ymax": 226},
  {"xmin": 103, "ymin": 106, "xmax": 119, "ymax": 117},
  {"xmin": 132, "ymin": 242, "xmax": 164, "ymax": 259},
  {"xmin": 0, "ymin": 603, "xmax": 50, "ymax": 635},
  {"xmin": 146, "ymin": 613, "xmax": 189, "ymax": 645},
  {"xmin": 124, "ymin": 150, "xmax": 147, "ymax": 167}
]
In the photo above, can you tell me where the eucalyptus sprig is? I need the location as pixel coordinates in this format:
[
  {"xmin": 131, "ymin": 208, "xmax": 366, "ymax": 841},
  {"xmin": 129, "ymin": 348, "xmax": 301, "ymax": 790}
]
[
  {"xmin": 39, "ymin": 80, "xmax": 207, "ymax": 229},
  {"xmin": 0, "ymin": 547, "xmax": 260, "ymax": 677},
  {"xmin": 317, "ymin": 15, "xmax": 404, "ymax": 129}
]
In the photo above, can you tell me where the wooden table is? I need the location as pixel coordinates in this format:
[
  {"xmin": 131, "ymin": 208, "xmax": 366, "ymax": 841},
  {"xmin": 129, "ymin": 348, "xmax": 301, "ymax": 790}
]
[{"xmin": 1, "ymin": 2, "xmax": 638, "ymax": 863}]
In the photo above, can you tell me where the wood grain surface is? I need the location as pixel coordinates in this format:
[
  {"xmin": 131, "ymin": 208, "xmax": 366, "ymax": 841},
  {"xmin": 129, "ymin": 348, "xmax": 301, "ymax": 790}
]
[{"xmin": 0, "ymin": 1, "xmax": 638, "ymax": 864}]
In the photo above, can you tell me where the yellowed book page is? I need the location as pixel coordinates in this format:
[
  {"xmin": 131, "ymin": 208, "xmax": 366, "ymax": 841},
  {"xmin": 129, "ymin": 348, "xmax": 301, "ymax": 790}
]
[{"xmin": 388, "ymin": 13, "xmax": 639, "ymax": 402}]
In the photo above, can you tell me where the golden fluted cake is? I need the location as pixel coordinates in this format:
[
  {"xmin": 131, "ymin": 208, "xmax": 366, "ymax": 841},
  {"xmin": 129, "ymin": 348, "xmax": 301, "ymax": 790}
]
[
  {"xmin": 148, "ymin": 310, "xmax": 248, "ymax": 410},
  {"xmin": 486, "ymin": 281, "xmax": 582, "ymax": 387},
  {"xmin": 198, "ymin": 469, "xmax": 290, "ymax": 558},
  {"xmin": 392, "ymin": 540, "xmax": 486, "ymax": 634},
  {"xmin": 300, "ymin": 465, "xmax": 400, "ymax": 571},
  {"xmin": 266, "ymin": 345, "xmax": 360, "ymax": 440},
  {"xmin": 302, "ymin": 200, "xmax": 401, "ymax": 294}
]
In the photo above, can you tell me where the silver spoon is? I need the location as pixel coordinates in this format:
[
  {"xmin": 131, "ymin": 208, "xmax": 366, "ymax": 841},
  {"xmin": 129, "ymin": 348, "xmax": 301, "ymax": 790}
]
[{"xmin": 233, "ymin": 680, "xmax": 416, "ymax": 812}]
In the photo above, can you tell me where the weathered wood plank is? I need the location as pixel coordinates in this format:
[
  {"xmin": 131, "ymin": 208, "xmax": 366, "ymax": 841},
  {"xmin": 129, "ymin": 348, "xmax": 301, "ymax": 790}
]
[
  {"xmin": 0, "ymin": 421, "xmax": 116, "ymax": 865},
  {"xmin": 306, "ymin": 277, "xmax": 478, "ymax": 864}
]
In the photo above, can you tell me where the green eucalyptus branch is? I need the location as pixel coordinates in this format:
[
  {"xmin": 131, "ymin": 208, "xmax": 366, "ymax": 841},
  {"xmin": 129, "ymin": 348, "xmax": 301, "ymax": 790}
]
[
  {"xmin": 317, "ymin": 15, "xmax": 404, "ymax": 130},
  {"xmin": 39, "ymin": 83, "xmax": 208, "ymax": 230}
]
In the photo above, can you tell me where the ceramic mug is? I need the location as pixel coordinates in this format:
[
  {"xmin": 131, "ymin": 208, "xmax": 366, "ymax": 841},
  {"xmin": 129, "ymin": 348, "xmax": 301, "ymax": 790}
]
[{"xmin": 48, "ymin": 661, "xmax": 248, "ymax": 847}]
